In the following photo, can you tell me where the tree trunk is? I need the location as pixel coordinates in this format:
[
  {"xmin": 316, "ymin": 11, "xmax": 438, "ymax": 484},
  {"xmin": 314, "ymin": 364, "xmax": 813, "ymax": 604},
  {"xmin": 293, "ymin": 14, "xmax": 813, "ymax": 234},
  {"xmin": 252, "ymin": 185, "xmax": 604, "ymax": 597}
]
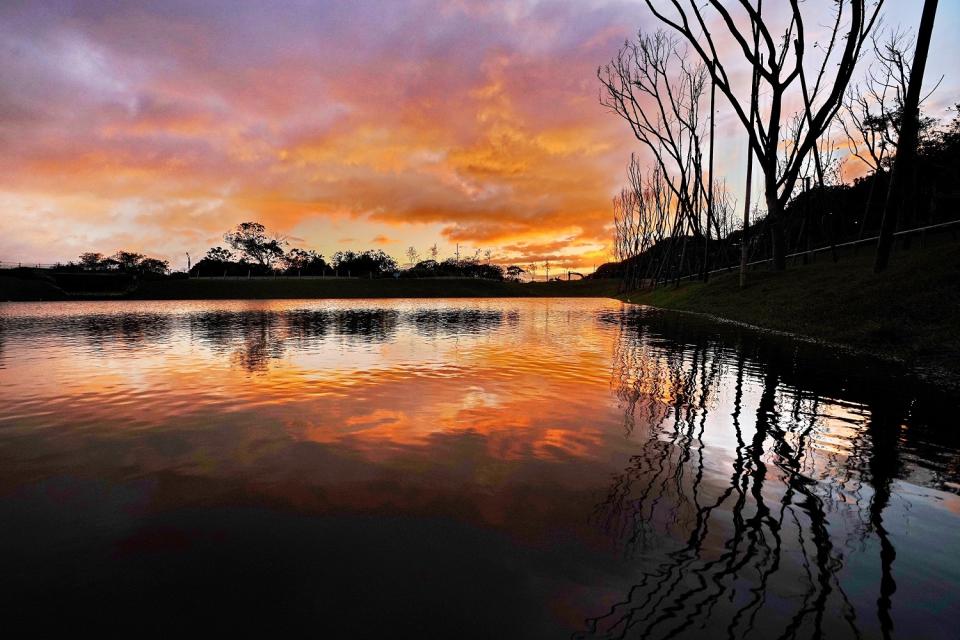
[
  {"xmin": 739, "ymin": 136, "xmax": 755, "ymax": 289},
  {"xmin": 703, "ymin": 63, "xmax": 717, "ymax": 282},
  {"xmin": 675, "ymin": 236, "xmax": 688, "ymax": 288},
  {"xmin": 875, "ymin": 0, "xmax": 938, "ymax": 273},
  {"xmin": 767, "ymin": 193, "xmax": 787, "ymax": 271},
  {"xmin": 858, "ymin": 169, "xmax": 881, "ymax": 241}
]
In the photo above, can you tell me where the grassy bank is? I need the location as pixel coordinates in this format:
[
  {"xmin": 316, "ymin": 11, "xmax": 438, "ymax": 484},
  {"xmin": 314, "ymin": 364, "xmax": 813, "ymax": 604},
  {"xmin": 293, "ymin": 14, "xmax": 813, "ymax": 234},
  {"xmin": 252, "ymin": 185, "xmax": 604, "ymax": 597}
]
[{"xmin": 620, "ymin": 241, "xmax": 960, "ymax": 375}]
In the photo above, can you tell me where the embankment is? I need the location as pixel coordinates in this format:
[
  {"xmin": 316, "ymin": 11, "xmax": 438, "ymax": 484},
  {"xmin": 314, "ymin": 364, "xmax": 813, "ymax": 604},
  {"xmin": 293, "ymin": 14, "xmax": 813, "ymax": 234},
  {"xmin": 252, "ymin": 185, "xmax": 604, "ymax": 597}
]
[{"xmin": 620, "ymin": 241, "xmax": 960, "ymax": 377}]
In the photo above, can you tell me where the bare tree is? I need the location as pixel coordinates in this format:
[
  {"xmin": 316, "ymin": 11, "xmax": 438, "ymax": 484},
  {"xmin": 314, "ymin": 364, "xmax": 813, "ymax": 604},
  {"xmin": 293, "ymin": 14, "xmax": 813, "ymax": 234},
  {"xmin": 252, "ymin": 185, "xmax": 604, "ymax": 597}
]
[
  {"xmin": 842, "ymin": 27, "xmax": 940, "ymax": 237},
  {"xmin": 843, "ymin": 30, "xmax": 912, "ymax": 173},
  {"xmin": 613, "ymin": 154, "xmax": 679, "ymax": 289},
  {"xmin": 711, "ymin": 180, "xmax": 736, "ymax": 242},
  {"xmin": 612, "ymin": 186, "xmax": 640, "ymax": 290},
  {"xmin": 405, "ymin": 246, "xmax": 419, "ymax": 268},
  {"xmin": 600, "ymin": 31, "xmax": 710, "ymax": 252},
  {"xmin": 224, "ymin": 222, "xmax": 287, "ymax": 269},
  {"xmin": 643, "ymin": 0, "xmax": 883, "ymax": 270},
  {"xmin": 875, "ymin": 0, "xmax": 939, "ymax": 273},
  {"xmin": 793, "ymin": 116, "xmax": 846, "ymax": 260},
  {"xmin": 703, "ymin": 60, "xmax": 717, "ymax": 281}
]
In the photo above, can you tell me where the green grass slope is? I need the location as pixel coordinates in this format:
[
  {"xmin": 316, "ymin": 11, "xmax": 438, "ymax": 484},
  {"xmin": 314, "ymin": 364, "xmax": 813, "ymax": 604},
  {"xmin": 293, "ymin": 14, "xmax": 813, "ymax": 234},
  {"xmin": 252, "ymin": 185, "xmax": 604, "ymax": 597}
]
[{"xmin": 621, "ymin": 241, "xmax": 960, "ymax": 374}]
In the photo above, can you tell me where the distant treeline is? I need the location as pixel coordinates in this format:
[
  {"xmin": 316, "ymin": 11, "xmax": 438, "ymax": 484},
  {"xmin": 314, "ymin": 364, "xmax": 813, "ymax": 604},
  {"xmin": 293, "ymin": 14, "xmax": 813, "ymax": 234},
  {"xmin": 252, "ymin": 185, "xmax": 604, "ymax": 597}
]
[
  {"xmin": 192, "ymin": 248, "xmax": 518, "ymax": 281},
  {"xmin": 52, "ymin": 222, "xmax": 531, "ymax": 282},
  {"xmin": 188, "ymin": 222, "xmax": 525, "ymax": 280},
  {"xmin": 47, "ymin": 251, "xmax": 172, "ymax": 278}
]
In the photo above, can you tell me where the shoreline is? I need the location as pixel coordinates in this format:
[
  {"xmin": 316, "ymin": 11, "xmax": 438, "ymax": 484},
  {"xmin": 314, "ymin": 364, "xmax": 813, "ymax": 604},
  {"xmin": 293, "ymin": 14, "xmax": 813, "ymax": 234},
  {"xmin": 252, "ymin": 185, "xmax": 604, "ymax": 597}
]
[
  {"xmin": 4, "ymin": 242, "xmax": 958, "ymax": 381},
  {"xmin": 0, "ymin": 275, "xmax": 621, "ymax": 302},
  {"xmin": 615, "ymin": 241, "xmax": 960, "ymax": 383},
  {"xmin": 624, "ymin": 301, "xmax": 960, "ymax": 390}
]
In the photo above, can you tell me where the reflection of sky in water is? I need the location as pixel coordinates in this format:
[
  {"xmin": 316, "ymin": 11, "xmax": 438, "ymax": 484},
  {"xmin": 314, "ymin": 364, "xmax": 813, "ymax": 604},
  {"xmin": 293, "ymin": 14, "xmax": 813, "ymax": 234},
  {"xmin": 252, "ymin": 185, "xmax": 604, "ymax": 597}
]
[{"xmin": 0, "ymin": 299, "xmax": 958, "ymax": 637}]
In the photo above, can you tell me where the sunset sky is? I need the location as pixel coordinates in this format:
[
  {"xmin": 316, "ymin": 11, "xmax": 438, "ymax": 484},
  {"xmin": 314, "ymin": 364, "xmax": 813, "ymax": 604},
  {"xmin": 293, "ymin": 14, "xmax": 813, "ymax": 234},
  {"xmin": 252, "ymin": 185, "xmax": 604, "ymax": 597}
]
[{"xmin": 1, "ymin": 0, "xmax": 958, "ymax": 271}]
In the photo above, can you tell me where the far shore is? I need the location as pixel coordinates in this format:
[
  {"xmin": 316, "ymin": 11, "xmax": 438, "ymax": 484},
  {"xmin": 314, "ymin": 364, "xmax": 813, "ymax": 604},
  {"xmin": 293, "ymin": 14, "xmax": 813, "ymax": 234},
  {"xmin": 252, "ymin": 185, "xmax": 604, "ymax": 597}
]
[
  {"xmin": 3, "ymin": 241, "xmax": 958, "ymax": 381},
  {"xmin": 0, "ymin": 273, "xmax": 621, "ymax": 302}
]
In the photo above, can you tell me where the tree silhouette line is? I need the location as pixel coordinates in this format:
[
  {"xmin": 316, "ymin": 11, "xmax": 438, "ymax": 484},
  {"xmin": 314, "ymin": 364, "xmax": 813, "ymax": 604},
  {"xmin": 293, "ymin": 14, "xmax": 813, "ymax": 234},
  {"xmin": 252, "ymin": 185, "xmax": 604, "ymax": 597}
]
[
  {"xmin": 188, "ymin": 222, "xmax": 531, "ymax": 281},
  {"xmin": 600, "ymin": 1, "xmax": 955, "ymax": 289},
  {"xmin": 44, "ymin": 221, "xmax": 539, "ymax": 283}
]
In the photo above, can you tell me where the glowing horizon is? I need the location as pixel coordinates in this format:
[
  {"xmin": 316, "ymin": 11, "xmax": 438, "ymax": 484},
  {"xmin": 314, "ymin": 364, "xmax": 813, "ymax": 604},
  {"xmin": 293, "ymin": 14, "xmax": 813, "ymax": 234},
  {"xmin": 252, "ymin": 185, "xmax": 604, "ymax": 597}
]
[{"xmin": 1, "ymin": 1, "xmax": 957, "ymax": 272}]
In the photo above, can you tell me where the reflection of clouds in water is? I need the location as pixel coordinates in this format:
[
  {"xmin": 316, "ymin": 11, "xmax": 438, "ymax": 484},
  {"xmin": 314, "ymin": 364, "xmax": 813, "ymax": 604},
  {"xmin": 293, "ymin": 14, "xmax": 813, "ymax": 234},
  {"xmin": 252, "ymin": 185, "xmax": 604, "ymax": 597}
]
[
  {"xmin": 282, "ymin": 370, "xmax": 607, "ymax": 465},
  {"xmin": 0, "ymin": 300, "xmax": 958, "ymax": 637},
  {"xmin": 461, "ymin": 386, "xmax": 503, "ymax": 409}
]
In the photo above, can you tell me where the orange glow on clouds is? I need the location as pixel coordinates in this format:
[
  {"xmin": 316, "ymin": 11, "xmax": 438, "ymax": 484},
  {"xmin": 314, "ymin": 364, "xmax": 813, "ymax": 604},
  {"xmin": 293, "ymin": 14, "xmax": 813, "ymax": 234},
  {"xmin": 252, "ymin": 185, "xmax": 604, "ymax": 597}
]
[
  {"xmin": 3, "ymin": 1, "xmax": 957, "ymax": 271},
  {"xmin": 0, "ymin": 0, "xmax": 647, "ymax": 270}
]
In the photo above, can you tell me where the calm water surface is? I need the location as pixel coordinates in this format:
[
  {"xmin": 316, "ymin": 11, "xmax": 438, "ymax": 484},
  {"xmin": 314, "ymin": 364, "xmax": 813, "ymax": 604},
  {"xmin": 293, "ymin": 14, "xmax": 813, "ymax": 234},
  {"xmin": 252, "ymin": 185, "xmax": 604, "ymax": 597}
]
[{"xmin": 1, "ymin": 299, "xmax": 958, "ymax": 637}]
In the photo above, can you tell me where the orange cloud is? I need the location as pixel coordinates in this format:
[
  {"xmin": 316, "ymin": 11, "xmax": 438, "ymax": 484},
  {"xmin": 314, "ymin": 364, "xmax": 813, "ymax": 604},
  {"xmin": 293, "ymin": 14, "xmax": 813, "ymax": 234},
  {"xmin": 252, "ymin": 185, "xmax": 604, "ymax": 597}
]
[{"xmin": 0, "ymin": 1, "xmax": 650, "ymax": 270}]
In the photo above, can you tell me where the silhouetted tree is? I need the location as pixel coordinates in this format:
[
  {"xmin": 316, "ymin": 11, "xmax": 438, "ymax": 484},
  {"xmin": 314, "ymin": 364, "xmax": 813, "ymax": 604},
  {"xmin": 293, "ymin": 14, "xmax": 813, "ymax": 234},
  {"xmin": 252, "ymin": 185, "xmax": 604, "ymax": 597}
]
[
  {"xmin": 283, "ymin": 248, "xmax": 327, "ymax": 275},
  {"xmin": 78, "ymin": 252, "xmax": 104, "ymax": 270},
  {"xmin": 505, "ymin": 265, "xmax": 525, "ymax": 282},
  {"xmin": 642, "ymin": 0, "xmax": 883, "ymax": 270},
  {"xmin": 137, "ymin": 257, "xmax": 170, "ymax": 276},
  {"xmin": 875, "ymin": 0, "xmax": 939, "ymax": 273},
  {"xmin": 331, "ymin": 249, "xmax": 398, "ymax": 277},
  {"xmin": 205, "ymin": 246, "xmax": 234, "ymax": 263},
  {"xmin": 405, "ymin": 246, "xmax": 420, "ymax": 268},
  {"xmin": 111, "ymin": 251, "xmax": 146, "ymax": 272},
  {"xmin": 600, "ymin": 30, "xmax": 710, "ymax": 266},
  {"xmin": 843, "ymin": 27, "xmax": 940, "ymax": 238},
  {"xmin": 224, "ymin": 222, "xmax": 287, "ymax": 269}
]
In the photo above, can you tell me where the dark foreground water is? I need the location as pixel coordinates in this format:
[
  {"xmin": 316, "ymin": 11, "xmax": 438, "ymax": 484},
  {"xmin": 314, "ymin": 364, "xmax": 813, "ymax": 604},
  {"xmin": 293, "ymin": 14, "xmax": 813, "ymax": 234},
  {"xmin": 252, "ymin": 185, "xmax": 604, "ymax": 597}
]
[{"xmin": 0, "ymin": 299, "xmax": 957, "ymax": 638}]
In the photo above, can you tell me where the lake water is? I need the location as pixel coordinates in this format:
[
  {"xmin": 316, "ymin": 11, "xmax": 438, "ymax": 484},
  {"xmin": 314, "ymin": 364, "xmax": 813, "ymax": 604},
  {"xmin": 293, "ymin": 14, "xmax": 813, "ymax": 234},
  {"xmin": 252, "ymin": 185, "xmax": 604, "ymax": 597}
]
[{"xmin": 1, "ymin": 298, "xmax": 958, "ymax": 637}]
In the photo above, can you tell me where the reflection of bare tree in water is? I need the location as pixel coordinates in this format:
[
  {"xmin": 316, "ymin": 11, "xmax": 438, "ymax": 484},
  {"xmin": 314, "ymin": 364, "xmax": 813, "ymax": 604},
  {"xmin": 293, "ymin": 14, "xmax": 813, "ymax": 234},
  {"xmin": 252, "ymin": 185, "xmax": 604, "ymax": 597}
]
[{"xmin": 582, "ymin": 314, "xmax": 912, "ymax": 640}]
